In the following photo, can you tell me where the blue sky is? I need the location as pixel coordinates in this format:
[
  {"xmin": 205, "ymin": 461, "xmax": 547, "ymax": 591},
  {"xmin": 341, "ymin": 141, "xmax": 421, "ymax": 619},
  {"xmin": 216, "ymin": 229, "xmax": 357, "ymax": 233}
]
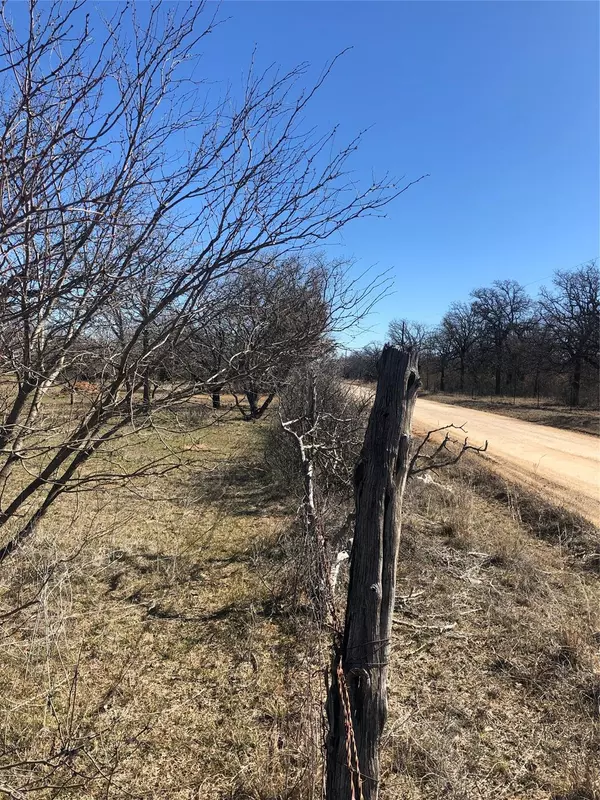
[
  {"xmin": 5, "ymin": 1, "xmax": 597, "ymax": 345},
  {"xmin": 200, "ymin": 1, "xmax": 599, "ymax": 344}
]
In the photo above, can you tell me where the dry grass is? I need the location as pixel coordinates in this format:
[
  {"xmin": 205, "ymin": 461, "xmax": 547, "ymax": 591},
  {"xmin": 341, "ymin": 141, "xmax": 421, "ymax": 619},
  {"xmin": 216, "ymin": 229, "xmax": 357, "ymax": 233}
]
[
  {"xmin": 0, "ymin": 409, "xmax": 326, "ymax": 799},
  {"xmin": 0, "ymin": 400, "xmax": 598, "ymax": 798},
  {"xmin": 382, "ymin": 458, "xmax": 600, "ymax": 799},
  {"xmin": 424, "ymin": 393, "xmax": 600, "ymax": 436}
]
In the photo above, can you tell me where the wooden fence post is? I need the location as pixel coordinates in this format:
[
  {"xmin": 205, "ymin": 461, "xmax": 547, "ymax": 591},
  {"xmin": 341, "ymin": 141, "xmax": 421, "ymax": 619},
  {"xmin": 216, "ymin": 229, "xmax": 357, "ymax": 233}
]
[{"xmin": 326, "ymin": 345, "xmax": 420, "ymax": 799}]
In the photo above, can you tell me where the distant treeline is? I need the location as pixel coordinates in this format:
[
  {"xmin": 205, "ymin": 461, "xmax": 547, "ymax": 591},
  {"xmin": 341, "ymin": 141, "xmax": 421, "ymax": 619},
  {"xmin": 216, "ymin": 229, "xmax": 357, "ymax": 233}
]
[{"xmin": 341, "ymin": 261, "xmax": 599, "ymax": 407}]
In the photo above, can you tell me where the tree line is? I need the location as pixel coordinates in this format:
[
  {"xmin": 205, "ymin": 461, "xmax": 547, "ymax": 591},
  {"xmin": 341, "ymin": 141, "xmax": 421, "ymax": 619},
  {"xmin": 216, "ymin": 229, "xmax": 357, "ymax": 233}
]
[{"xmin": 342, "ymin": 262, "xmax": 599, "ymax": 407}]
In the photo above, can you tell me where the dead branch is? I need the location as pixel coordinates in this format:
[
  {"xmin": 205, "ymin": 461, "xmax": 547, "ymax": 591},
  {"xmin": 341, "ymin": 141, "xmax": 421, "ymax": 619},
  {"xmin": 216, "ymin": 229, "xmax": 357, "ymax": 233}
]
[{"xmin": 409, "ymin": 423, "xmax": 488, "ymax": 477}]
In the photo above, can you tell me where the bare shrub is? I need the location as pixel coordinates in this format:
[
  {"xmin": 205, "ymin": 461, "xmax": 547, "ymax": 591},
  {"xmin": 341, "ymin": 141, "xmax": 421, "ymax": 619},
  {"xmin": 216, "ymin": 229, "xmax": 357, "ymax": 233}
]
[{"xmin": 274, "ymin": 364, "xmax": 370, "ymax": 613}]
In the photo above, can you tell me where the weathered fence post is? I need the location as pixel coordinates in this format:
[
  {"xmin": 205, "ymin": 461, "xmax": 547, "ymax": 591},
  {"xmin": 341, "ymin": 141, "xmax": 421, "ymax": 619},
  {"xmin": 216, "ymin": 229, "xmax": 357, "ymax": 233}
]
[{"xmin": 326, "ymin": 345, "xmax": 420, "ymax": 799}]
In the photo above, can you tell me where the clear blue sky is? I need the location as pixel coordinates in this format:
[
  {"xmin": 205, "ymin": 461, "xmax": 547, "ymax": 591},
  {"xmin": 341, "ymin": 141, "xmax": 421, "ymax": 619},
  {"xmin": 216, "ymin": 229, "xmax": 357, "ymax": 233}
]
[
  {"xmin": 199, "ymin": 1, "xmax": 599, "ymax": 345},
  {"xmin": 6, "ymin": 1, "xmax": 597, "ymax": 344}
]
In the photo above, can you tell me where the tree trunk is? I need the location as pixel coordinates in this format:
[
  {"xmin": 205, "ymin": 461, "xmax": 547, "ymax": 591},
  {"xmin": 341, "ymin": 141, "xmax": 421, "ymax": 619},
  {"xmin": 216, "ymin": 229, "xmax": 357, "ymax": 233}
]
[
  {"xmin": 570, "ymin": 358, "xmax": 582, "ymax": 407},
  {"xmin": 326, "ymin": 346, "xmax": 420, "ymax": 800},
  {"xmin": 143, "ymin": 367, "xmax": 151, "ymax": 409},
  {"xmin": 245, "ymin": 390, "xmax": 275, "ymax": 420},
  {"xmin": 212, "ymin": 391, "xmax": 221, "ymax": 409},
  {"xmin": 254, "ymin": 392, "xmax": 275, "ymax": 419},
  {"xmin": 246, "ymin": 389, "xmax": 259, "ymax": 418},
  {"xmin": 459, "ymin": 355, "xmax": 465, "ymax": 392},
  {"xmin": 0, "ymin": 383, "xmax": 33, "ymax": 452},
  {"xmin": 440, "ymin": 357, "xmax": 446, "ymax": 392},
  {"xmin": 494, "ymin": 353, "xmax": 502, "ymax": 396}
]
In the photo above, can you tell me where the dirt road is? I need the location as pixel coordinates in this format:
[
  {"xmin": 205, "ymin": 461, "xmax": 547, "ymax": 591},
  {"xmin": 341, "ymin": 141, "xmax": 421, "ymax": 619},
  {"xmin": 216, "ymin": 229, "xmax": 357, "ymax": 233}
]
[{"xmin": 354, "ymin": 387, "xmax": 600, "ymax": 525}]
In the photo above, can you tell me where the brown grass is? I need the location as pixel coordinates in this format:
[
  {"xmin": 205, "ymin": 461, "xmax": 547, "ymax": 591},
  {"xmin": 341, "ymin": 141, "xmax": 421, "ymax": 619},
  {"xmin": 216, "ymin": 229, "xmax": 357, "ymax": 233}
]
[
  {"xmin": 382, "ymin": 456, "xmax": 600, "ymax": 799},
  {"xmin": 423, "ymin": 393, "xmax": 600, "ymax": 436},
  {"xmin": 0, "ymin": 411, "xmax": 325, "ymax": 799},
  {"xmin": 0, "ymin": 403, "xmax": 598, "ymax": 798}
]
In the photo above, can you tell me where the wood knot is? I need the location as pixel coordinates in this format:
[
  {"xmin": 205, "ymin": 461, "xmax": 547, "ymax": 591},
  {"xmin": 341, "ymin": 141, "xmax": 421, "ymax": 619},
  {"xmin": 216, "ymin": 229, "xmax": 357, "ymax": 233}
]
[{"xmin": 348, "ymin": 667, "xmax": 371, "ymax": 689}]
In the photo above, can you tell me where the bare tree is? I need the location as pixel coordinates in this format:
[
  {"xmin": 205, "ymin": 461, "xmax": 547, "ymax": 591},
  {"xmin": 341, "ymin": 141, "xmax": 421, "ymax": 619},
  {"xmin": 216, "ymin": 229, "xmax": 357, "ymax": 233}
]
[
  {"xmin": 0, "ymin": 1, "xmax": 418, "ymax": 563},
  {"xmin": 340, "ymin": 342, "xmax": 382, "ymax": 383},
  {"xmin": 226, "ymin": 256, "xmax": 335, "ymax": 420},
  {"xmin": 428, "ymin": 325, "xmax": 453, "ymax": 392},
  {"xmin": 440, "ymin": 301, "xmax": 479, "ymax": 392},
  {"xmin": 470, "ymin": 280, "xmax": 531, "ymax": 395},
  {"xmin": 172, "ymin": 254, "xmax": 383, "ymax": 419},
  {"xmin": 345, "ymin": 264, "xmax": 598, "ymax": 404},
  {"xmin": 538, "ymin": 262, "xmax": 600, "ymax": 406},
  {"xmin": 387, "ymin": 318, "xmax": 432, "ymax": 349}
]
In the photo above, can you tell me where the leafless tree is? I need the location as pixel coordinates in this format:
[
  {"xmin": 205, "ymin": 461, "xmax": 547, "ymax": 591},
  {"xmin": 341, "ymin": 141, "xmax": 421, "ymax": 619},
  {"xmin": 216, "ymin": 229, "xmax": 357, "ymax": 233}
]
[
  {"xmin": 222, "ymin": 256, "xmax": 343, "ymax": 420},
  {"xmin": 171, "ymin": 254, "xmax": 384, "ymax": 418},
  {"xmin": 0, "ymin": 0, "xmax": 418, "ymax": 563},
  {"xmin": 387, "ymin": 318, "xmax": 432, "ymax": 350},
  {"xmin": 344, "ymin": 264, "xmax": 599, "ymax": 403},
  {"xmin": 340, "ymin": 343, "xmax": 382, "ymax": 383},
  {"xmin": 427, "ymin": 325, "xmax": 453, "ymax": 392},
  {"xmin": 440, "ymin": 301, "xmax": 479, "ymax": 392},
  {"xmin": 470, "ymin": 280, "xmax": 531, "ymax": 395},
  {"xmin": 538, "ymin": 261, "xmax": 599, "ymax": 406}
]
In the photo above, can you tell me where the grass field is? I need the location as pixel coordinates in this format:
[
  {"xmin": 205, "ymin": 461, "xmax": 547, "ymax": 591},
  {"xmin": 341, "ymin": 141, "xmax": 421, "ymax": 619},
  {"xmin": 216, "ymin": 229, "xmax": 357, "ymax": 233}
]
[
  {"xmin": 0, "ymin": 401, "xmax": 598, "ymax": 798},
  {"xmin": 422, "ymin": 393, "xmax": 600, "ymax": 436}
]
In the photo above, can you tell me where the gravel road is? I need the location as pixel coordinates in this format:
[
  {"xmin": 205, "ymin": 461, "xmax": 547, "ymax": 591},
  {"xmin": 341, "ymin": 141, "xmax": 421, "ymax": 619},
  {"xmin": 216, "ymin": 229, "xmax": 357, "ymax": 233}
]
[{"xmin": 354, "ymin": 387, "xmax": 600, "ymax": 525}]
